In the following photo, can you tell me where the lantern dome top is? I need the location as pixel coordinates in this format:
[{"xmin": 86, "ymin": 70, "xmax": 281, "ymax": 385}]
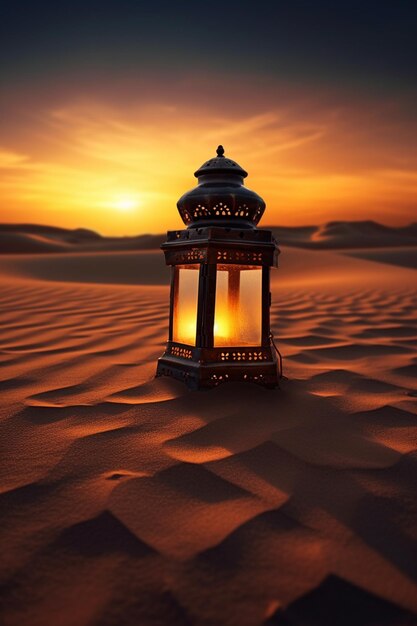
[
  {"xmin": 178, "ymin": 146, "xmax": 266, "ymax": 229},
  {"xmin": 194, "ymin": 145, "xmax": 248, "ymax": 178}
]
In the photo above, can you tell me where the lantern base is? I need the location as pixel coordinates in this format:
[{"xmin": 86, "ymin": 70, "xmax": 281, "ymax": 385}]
[{"xmin": 156, "ymin": 353, "xmax": 280, "ymax": 390}]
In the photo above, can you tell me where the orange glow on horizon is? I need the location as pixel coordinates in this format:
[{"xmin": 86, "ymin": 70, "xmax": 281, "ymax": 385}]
[
  {"xmin": 109, "ymin": 195, "xmax": 141, "ymax": 213},
  {"xmin": 1, "ymin": 98, "xmax": 416, "ymax": 235}
]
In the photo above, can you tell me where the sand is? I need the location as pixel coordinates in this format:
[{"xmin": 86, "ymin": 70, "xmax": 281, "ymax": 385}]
[{"xmin": 0, "ymin": 243, "xmax": 416, "ymax": 625}]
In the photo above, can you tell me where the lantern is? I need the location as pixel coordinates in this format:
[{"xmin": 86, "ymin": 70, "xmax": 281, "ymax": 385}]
[{"xmin": 156, "ymin": 146, "xmax": 281, "ymax": 389}]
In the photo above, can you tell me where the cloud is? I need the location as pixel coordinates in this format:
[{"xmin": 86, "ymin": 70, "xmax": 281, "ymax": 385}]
[
  {"xmin": 0, "ymin": 85, "xmax": 416, "ymax": 234},
  {"xmin": 0, "ymin": 149, "xmax": 30, "ymax": 168}
]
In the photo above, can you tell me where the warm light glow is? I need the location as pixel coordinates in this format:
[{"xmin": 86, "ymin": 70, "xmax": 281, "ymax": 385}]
[
  {"xmin": 111, "ymin": 195, "xmax": 140, "ymax": 213},
  {"xmin": 177, "ymin": 317, "xmax": 198, "ymax": 345},
  {"xmin": 213, "ymin": 315, "xmax": 230, "ymax": 340},
  {"xmin": 173, "ymin": 265, "xmax": 200, "ymax": 345},
  {"xmin": 214, "ymin": 265, "xmax": 262, "ymax": 346},
  {"xmin": 172, "ymin": 265, "xmax": 262, "ymax": 347}
]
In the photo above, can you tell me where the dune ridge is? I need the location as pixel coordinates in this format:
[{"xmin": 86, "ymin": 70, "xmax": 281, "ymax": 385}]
[
  {"xmin": 0, "ymin": 244, "xmax": 416, "ymax": 625},
  {"xmin": 1, "ymin": 220, "xmax": 417, "ymax": 255}
]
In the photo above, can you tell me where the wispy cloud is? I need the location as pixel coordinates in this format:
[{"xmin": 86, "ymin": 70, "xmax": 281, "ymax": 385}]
[
  {"xmin": 0, "ymin": 149, "xmax": 31, "ymax": 169},
  {"xmin": 0, "ymin": 89, "xmax": 416, "ymax": 234}
]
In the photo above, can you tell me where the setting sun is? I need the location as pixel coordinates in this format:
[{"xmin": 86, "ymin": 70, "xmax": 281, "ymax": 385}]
[{"xmin": 111, "ymin": 195, "xmax": 141, "ymax": 213}]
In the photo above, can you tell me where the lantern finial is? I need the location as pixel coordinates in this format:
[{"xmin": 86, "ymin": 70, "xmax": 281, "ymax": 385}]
[{"xmin": 216, "ymin": 145, "xmax": 225, "ymax": 157}]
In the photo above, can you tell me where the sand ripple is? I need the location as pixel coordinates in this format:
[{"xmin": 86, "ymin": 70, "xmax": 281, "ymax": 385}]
[{"xmin": 0, "ymin": 256, "xmax": 416, "ymax": 625}]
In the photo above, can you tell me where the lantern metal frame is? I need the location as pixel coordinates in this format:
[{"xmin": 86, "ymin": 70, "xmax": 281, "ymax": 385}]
[{"xmin": 156, "ymin": 146, "xmax": 281, "ymax": 390}]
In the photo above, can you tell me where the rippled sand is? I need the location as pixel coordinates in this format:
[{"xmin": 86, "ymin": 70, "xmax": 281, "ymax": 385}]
[{"xmin": 0, "ymin": 247, "xmax": 416, "ymax": 625}]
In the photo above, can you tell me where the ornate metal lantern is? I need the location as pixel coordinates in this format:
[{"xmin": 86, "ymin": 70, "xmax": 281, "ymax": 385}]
[{"xmin": 156, "ymin": 146, "xmax": 281, "ymax": 389}]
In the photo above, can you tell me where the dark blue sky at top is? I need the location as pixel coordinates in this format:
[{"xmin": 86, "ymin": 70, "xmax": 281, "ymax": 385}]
[{"xmin": 1, "ymin": 0, "xmax": 416, "ymax": 95}]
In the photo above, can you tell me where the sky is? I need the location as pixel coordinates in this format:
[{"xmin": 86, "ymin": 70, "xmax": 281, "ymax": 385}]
[{"xmin": 1, "ymin": 0, "xmax": 416, "ymax": 235}]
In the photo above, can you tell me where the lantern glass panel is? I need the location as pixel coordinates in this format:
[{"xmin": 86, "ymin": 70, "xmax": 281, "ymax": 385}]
[
  {"xmin": 214, "ymin": 264, "xmax": 262, "ymax": 347},
  {"xmin": 172, "ymin": 264, "xmax": 200, "ymax": 346}
]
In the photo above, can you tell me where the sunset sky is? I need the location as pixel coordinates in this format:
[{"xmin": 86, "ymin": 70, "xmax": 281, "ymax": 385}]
[{"xmin": 1, "ymin": 1, "xmax": 416, "ymax": 235}]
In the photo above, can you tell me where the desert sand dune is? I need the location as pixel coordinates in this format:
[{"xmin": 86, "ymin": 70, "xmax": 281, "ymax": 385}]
[
  {"xmin": 344, "ymin": 247, "xmax": 417, "ymax": 269},
  {"xmin": 309, "ymin": 220, "xmax": 417, "ymax": 248},
  {"xmin": 2, "ymin": 221, "xmax": 417, "ymax": 256},
  {"xmin": 256, "ymin": 221, "xmax": 417, "ymax": 250},
  {"xmin": 0, "ymin": 250, "xmax": 167, "ymax": 285},
  {"xmin": 0, "ymin": 244, "xmax": 416, "ymax": 625},
  {"xmin": 267, "ymin": 575, "xmax": 417, "ymax": 625}
]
